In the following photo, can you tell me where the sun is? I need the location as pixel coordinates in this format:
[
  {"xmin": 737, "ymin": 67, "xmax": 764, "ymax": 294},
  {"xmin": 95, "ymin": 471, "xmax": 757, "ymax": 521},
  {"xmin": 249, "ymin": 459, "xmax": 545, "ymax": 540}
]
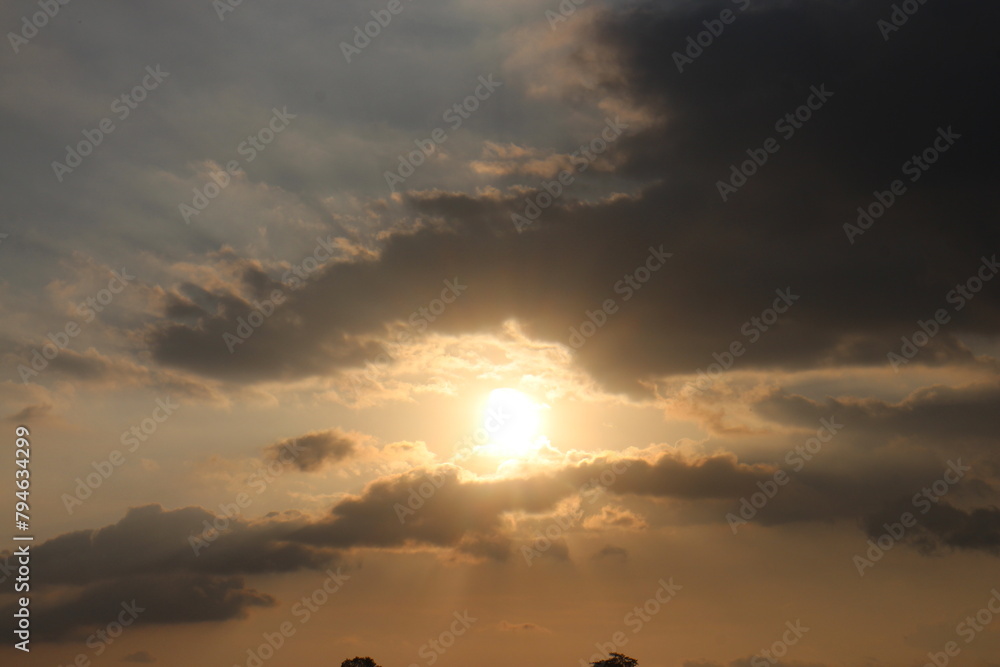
[{"xmin": 480, "ymin": 388, "xmax": 544, "ymax": 458}]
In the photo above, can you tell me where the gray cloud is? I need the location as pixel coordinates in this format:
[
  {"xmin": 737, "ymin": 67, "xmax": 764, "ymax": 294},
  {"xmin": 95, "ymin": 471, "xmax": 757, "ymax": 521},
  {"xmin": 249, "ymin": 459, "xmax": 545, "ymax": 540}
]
[
  {"xmin": 753, "ymin": 381, "xmax": 1000, "ymax": 449},
  {"xmin": 0, "ymin": 504, "xmax": 331, "ymax": 641},
  {"xmin": 264, "ymin": 428, "xmax": 360, "ymax": 472},
  {"xmin": 3, "ymin": 431, "xmax": 998, "ymax": 643},
  {"xmin": 862, "ymin": 500, "xmax": 1000, "ymax": 556},
  {"xmin": 591, "ymin": 544, "xmax": 629, "ymax": 562},
  {"xmin": 0, "ymin": 573, "xmax": 274, "ymax": 642},
  {"xmin": 124, "ymin": 0, "xmax": 1000, "ymax": 398}
]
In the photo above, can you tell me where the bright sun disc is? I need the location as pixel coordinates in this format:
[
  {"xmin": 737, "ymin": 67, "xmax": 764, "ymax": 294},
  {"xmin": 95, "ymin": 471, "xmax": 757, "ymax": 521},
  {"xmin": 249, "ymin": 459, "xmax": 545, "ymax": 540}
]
[{"xmin": 482, "ymin": 388, "xmax": 542, "ymax": 457}]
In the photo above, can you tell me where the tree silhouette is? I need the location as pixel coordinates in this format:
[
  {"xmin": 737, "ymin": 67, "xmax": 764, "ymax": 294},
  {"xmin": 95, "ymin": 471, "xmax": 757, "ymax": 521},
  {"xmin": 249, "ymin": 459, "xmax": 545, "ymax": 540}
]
[
  {"xmin": 591, "ymin": 654, "xmax": 638, "ymax": 667},
  {"xmin": 340, "ymin": 658, "xmax": 381, "ymax": 667}
]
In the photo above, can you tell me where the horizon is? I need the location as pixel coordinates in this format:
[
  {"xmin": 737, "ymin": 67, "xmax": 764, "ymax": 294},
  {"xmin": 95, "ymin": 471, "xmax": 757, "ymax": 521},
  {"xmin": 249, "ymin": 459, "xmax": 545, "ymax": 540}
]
[{"xmin": 1, "ymin": 1, "xmax": 999, "ymax": 666}]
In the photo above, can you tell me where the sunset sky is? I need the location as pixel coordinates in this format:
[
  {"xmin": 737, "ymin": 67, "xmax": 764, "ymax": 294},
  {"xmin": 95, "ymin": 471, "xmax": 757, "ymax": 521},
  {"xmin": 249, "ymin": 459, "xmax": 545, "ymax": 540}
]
[{"xmin": 1, "ymin": 1, "xmax": 999, "ymax": 666}]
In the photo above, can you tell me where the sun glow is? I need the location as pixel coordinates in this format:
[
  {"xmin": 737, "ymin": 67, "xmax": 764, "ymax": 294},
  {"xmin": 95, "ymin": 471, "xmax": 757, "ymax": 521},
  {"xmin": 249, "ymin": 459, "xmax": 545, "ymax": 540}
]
[{"xmin": 480, "ymin": 388, "xmax": 544, "ymax": 458}]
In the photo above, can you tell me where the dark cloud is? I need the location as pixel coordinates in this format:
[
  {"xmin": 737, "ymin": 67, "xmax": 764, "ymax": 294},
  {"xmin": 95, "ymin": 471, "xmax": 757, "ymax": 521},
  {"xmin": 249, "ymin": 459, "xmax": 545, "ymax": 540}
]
[
  {"xmin": 264, "ymin": 429, "xmax": 359, "ymax": 472},
  {"xmin": 290, "ymin": 466, "xmax": 575, "ymax": 551},
  {"xmin": 28, "ymin": 504, "xmax": 335, "ymax": 586},
  {"xmin": 0, "ymin": 504, "xmax": 334, "ymax": 641},
  {"xmin": 862, "ymin": 500, "xmax": 1000, "ymax": 556},
  {"xmin": 141, "ymin": 0, "xmax": 1000, "ymax": 396},
  {"xmin": 455, "ymin": 532, "xmax": 515, "ymax": 562},
  {"xmin": 4, "ymin": 432, "xmax": 999, "ymax": 642},
  {"xmin": 1, "ymin": 343, "xmax": 221, "ymax": 401},
  {"xmin": 753, "ymin": 381, "xmax": 1000, "ymax": 447},
  {"xmin": 2, "ymin": 0, "xmax": 996, "ymax": 660},
  {"xmin": 592, "ymin": 544, "xmax": 629, "ymax": 562},
  {"xmin": 147, "ymin": 272, "xmax": 381, "ymax": 382},
  {"xmin": 285, "ymin": 449, "xmax": 999, "ymax": 560},
  {"xmin": 3, "ymin": 403, "xmax": 51, "ymax": 423},
  {"xmin": 0, "ymin": 573, "xmax": 274, "ymax": 642}
]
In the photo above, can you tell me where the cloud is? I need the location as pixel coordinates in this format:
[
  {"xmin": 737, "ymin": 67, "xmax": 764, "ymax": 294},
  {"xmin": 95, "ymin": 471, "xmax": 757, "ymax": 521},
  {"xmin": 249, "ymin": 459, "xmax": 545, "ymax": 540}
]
[
  {"xmin": 1, "ymin": 573, "xmax": 274, "ymax": 642},
  {"xmin": 126, "ymin": 0, "xmax": 1000, "ymax": 401},
  {"xmin": 289, "ymin": 466, "xmax": 575, "ymax": 554},
  {"xmin": 3, "ymin": 403, "xmax": 51, "ymax": 423},
  {"xmin": 3, "ymin": 423, "xmax": 999, "ymax": 643},
  {"xmin": 0, "ymin": 0, "xmax": 993, "ymax": 660},
  {"xmin": 264, "ymin": 429, "xmax": 360, "ymax": 472},
  {"xmin": 497, "ymin": 620, "xmax": 552, "ymax": 633},
  {"xmin": 0, "ymin": 504, "xmax": 335, "ymax": 641},
  {"xmin": 862, "ymin": 500, "xmax": 1000, "ymax": 556},
  {"xmin": 583, "ymin": 505, "xmax": 649, "ymax": 531},
  {"xmin": 24, "ymin": 504, "xmax": 336, "ymax": 586},
  {"xmin": 591, "ymin": 544, "xmax": 629, "ymax": 562},
  {"xmin": 754, "ymin": 381, "xmax": 1000, "ymax": 449},
  {"xmin": 122, "ymin": 651, "xmax": 156, "ymax": 663}
]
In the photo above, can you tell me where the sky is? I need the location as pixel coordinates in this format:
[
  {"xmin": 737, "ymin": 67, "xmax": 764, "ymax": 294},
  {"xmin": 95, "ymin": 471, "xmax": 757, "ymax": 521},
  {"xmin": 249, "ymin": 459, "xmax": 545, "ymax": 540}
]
[{"xmin": 1, "ymin": 0, "xmax": 999, "ymax": 666}]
